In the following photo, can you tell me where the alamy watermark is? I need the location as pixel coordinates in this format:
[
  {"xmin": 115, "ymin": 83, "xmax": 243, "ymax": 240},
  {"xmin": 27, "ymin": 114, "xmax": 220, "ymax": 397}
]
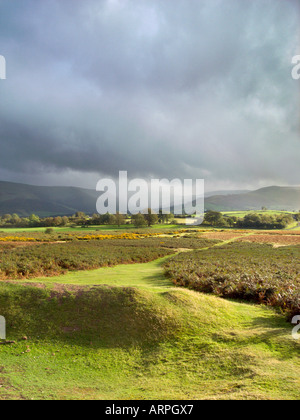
[
  {"xmin": 0, "ymin": 55, "xmax": 6, "ymax": 80},
  {"xmin": 0, "ymin": 316, "xmax": 6, "ymax": 340},
  {"xmin": 291, "ymin": 315, "xmax": 300, "ymax": 340},
  {"xmin": 96, "ymin": 171, "xmax": 204, "ymax": 225},
  {"xmin": 291, "ymin": 55, "xmax": 300, "ymax": 80}
]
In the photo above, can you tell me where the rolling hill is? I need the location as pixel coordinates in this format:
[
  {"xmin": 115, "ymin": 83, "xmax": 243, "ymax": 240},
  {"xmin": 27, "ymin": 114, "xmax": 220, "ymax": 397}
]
[
  {"xmin": 204, "ymin": 189, "xmax": 250, "ymax": 198},
  {"xmin": 0, "ymin": 181, "xmax": 299, "ymax": 217},
  {"xmin": 205, "ymin": 186, "xmax": 300, "ymax": 211},
  {"xmin": 0, "ymin": 181, "xmax": 99, "ymax": 217},
  {"xmin": 172, "ymin": 186, "xmax": 300, "ymax": 214}
]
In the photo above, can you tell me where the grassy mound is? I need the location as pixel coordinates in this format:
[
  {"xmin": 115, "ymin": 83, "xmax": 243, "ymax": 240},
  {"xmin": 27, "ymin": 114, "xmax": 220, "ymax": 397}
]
[
  {"xmin": 0, "ymin": 283, "xmax": 182, "ymax": 347},
  {"xmin": 0, "ymin": 281, "xmax": 299, "ymax": 400}
]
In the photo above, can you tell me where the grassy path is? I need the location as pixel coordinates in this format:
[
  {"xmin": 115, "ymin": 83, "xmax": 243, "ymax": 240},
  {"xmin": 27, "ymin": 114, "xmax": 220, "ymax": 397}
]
[
  {"xmin": 18, "ymin": 233, "xmax": 255, "ymax": 289},
  {"xmin": 20, "ymin": 255, "xmax": 173, "ymax": 292}
]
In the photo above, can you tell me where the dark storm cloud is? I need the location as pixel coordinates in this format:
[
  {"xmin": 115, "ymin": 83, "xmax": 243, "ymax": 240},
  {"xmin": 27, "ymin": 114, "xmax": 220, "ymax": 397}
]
[{"xmin": 0, "ymin": 0, "xmax": 299, "ymax": 189}]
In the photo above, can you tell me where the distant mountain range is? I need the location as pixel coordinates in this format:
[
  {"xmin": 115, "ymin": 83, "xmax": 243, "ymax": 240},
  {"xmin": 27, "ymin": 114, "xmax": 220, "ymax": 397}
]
[
  {"xmin": 0, "ymin": 181, "xmax": 99, "ymax": 217},
  {"xmin": 204, "ymin": 189, "xmax": 250, "ymax": 198},
  {"xmin": 0, "ymin": 181, "xmax": 299, "ymax": 217},
  {"xmin": 165, "ymin": 186, "xmax": 300, "ymax": 214},
  {"xmin": 204, "ymin": 186, "xmax": 300, "ymax": 212}
]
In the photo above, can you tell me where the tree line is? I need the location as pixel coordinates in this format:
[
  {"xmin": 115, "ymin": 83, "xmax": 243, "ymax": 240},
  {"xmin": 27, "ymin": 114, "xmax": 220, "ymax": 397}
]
[
  {"xmin": 1, "ymin": 209, "xmax": 297, "ymax": 230},
  {"xmin": 0, "ymin": 209, "xmax": 174, "ymax": 228},
  {"xmin": 203, "ymin": 211, "xmax": 298, "ymax": 229}
]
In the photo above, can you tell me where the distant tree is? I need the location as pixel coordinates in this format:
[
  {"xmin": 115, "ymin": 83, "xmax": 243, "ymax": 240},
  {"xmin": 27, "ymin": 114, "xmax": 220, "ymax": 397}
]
[
  {"xmin": 115, "ymin": 212, "xmax": 126, "ymax": 227},
  {"xmin": 54, "ymin": 216, "xmax": 63, "ymax": 226},
  {"xmin": 242, "ymin": 213, "xmax": 261, "ymax": 227},
  {"xmin": 144, "ymin": 208, "xmax": 158, "ymax": 227},
  {"xmin": 132, "ymin": 213, "xmax": 147, "ymax": 227},
  {"xmin": 29, "ymin": 214, "xmax": 40, "ymax": 226},
  {"xmin": 108, "ymin": 214, "xmax": 117, "ymax": 225},
  {"xmin": 91, "ymin": 214, "xmax": 101, "ymax": 225},
  {"xmin": 278, "ymin": 214, "xmax": 294, "ymax": 227},
  {"xmin": 204, "ymin": 211, "xmax": 224, "ymax": 227},
  {"xmin": 237, "ymin": 213, "xmax": 293, "ymax": 229},
  {"xmin": 158, "ymin": 211, "xmax": 174, "ymax": 224},
  {"xmin": 75, "ymin": 211, "xmax": 86, "ymax": 219},
  {"xmin": 226, "ymin": 217, "xmax": 235, "ymax": 227},
  {"xmin": 21, "ymin": 218, "xmax": 30, "ymax": 227},
  {"xmin": 100, "ymin": 212, "xmax": 111, "ymax": 225},
  {"xmin": 61, "ymin": 216, "xmax": 69, "ymax": 226},
  {"xmin": 11, "ymin": 214, "xmax": 21, "ymax": 225}
]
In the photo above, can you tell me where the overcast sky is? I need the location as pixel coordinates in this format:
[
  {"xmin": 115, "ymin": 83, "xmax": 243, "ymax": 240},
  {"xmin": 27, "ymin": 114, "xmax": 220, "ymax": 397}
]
[{"xmin": 0, "ymin": 0, "xmax": 299, "ymax": 191}]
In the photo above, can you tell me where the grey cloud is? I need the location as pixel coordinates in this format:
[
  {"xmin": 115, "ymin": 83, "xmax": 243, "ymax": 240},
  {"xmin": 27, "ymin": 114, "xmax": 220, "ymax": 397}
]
[{"xmin": 0, "ymin": 0, "xmax": 299, "ymax": 190}]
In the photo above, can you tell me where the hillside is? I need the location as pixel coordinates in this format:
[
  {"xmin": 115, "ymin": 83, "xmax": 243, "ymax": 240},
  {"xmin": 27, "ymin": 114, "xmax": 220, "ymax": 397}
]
[
  {"xmin": 204, "ymin": 189, "xmax": 250, "ymax": 197},
  {"xmin": 0, "ymin": 181, "xmax": 299, "ymax": 216},
  {"xmin": 0, "ymin": 181, "xmax": 99, "ymax": 217},
  {"xmin": 205, "ymin": 186, "xmax": 300, "ymax": 211}
]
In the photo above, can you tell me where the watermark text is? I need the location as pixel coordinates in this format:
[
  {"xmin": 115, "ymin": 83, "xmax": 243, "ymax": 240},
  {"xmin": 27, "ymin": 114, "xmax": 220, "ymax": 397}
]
[
  {"xmin": 292, "ymin": 315, "xmax": 300, "ymax": 340},
  {"xmin": 0, "ymin": 316, "xmax": 6, "ymax": 340},
  {"xmin": 0, "ymin": 55, "xmax": 6, "ymax": 80},
  {"xmin": 96, "ymin": 171, "xmax": 204, "ymax": 225},
  {"xmin": 291, "ymin": 55, "xmax": 300, "ymax": 80}
]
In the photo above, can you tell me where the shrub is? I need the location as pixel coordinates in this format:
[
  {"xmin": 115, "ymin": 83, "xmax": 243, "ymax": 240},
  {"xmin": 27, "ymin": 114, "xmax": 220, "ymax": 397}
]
[{"xmin": 45, "ymin": 228, "xmax": 55, "ymax": 235}]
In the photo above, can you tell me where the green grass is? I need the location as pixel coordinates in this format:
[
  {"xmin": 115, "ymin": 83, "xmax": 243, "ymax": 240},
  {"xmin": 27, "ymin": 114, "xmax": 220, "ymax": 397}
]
[
  {"xmin": 0, "ymin": 225, "xmax": 132, "ymax": 233},
  {"xmin": 287, "ymin": 222, "xmax": 300, "ymax": 230},
  {"xmin": 0, "ymin": 224, "xmax": 181, "ymax": 233},
  {"xmin": 0, "ymin": 254, "xmax": 299, "ymax": 400},
  {"xmin": 17, "ymin": 256, "xmax": 174, "ymax": 293}
]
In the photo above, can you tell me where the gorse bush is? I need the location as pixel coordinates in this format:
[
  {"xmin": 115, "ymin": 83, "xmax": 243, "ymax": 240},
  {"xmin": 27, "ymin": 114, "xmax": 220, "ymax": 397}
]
[
  {"xmin": 0, "ymin": 229, "xmax": 190, "ymax": 242},
  {"xmin": 163, "ymin": 242, "xmax": 300, "ymax": 320}
]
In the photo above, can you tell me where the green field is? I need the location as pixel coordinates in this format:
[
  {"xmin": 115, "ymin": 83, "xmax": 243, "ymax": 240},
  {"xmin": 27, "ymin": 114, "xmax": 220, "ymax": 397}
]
[
  {"xmin": 0, "ymin": 224, "xmax": 183, "ymax": 233},
  {"xmin": 0, "ymin": 228, "xmax": 299, "ymax": 400},
  {"xmin": 222, "ymin": 210, "xmax": 297, "ymax": 218}
]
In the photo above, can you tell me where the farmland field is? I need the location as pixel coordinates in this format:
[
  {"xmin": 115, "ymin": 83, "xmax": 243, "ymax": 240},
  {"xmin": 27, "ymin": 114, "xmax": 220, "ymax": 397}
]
[
  {"xmin": 0, "ymin": 227, "xmax": 299, "ymax": 400},
  {"xmin": 222, "ymin": 210, "xmax": 297, "ymax": 218},
  {"xmin": 200, "ymin": 230, "xmax": 300, "ymax": 245},
  {"xmin": 237, "ymin": 234, "xmax": 300, "ymax": 246}
]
